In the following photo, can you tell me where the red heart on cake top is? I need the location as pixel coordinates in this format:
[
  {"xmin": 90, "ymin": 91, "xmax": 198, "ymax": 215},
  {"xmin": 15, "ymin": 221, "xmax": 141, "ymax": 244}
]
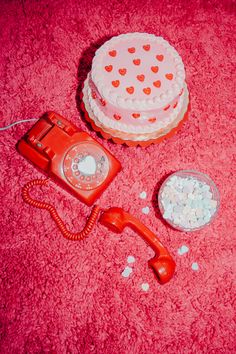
[
  {"xmin": 133, "ymin": 59, "xmax": 141, "ymax": 65},
  {"xmin": 137, "ymin": 74, "xmax": 145, "ymax": 82},
  {"xmin": 128, "ymin": 47, "xmax": 136, "ymax": 53},
  {"xmin": 143, "ymin": 87, "xmax": 151, "ymax": 95},
  {"xmin": 164, "ymin": 105, "xmax": 170, "ymax": 111},
  {"xmin": 113, "ymin": 114, "xmax": 121, "ymax": 120},
  {"xmin": 153, "ymin": 80, "xmax": 161, "ymax": 88},
  {"xmin": 112, "ymin": 80, "xmax": 120, "ymax": 88},
  {"xmin": 143, "ymin": 44, "xmax": 150, "ymax": 51},
  {"xmin": 105, "ymin": 65, "xmax": 113, "ymax": 72},
  {"xmin": 132, "ymin": 113, "xmax": 140, "ymax": 118},
  {"xmin": 165, "ymin": 73, "xmax": 173, "ymax": 80},
  {"xmin": 119, "ymin": 68, "xmax": 127, "ymax": 76},
  {"xmin": 151, "ymin": 66, "xmax": 159, "ymax": 73},
  {"xmin": 148, "ymin": 117, "xmax": 157, "ymax": 123},
  {"xmin": 126, "ymin": 86, "xmax": 134, "ymax": 94},
  {"xmin": 173, "ymin": 101, "xmax": 178, "ymax": 108},
  {"xmin": 156, "ymin": 54, "xmax": 164, "ymax": 61},
  {"xmin": 109, "ymin": 50, "xmax": 117, "ymax": 57}
]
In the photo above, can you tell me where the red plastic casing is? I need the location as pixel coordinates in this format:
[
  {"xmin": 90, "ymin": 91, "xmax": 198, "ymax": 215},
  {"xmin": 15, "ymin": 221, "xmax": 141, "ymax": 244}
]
[
  {"xmin": 99, "ymin": 207, "xmax": 176, "ymax": 284},
  {"xmin": 17, "ymin": 112, "xmax": 121, "ymax": 206}
]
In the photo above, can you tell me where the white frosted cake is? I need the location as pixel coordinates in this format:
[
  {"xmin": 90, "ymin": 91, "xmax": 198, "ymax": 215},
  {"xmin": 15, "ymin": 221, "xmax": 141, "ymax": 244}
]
[{"xmin": 82, "ymin": 33, "xmax": 189, "ymax": 145}]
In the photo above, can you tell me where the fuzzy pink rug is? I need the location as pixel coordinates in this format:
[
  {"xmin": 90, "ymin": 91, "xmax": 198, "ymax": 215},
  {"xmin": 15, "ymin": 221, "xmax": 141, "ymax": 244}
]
[{"xmin": 0, "ymin": 0, "xmax": 235, "ymax": 353}]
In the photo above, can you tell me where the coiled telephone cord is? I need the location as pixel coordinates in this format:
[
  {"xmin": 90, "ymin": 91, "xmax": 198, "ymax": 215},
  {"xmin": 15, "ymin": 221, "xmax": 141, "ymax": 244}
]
[{"xmin": 22, "ymin": 178, "xmax": 101, "ymax": 241}]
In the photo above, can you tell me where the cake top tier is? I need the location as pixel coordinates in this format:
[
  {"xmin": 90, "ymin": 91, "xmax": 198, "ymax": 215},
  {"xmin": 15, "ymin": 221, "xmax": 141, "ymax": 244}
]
[{"xmin": 91, "ymin": 33, "xmax": 185, "ymax": 110}]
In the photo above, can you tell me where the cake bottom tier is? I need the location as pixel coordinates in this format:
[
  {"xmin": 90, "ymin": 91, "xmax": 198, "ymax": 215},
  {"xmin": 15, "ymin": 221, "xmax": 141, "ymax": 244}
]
[{"xmin": 81, "ymin": 79, "xmax": 190, "ymax": 147}]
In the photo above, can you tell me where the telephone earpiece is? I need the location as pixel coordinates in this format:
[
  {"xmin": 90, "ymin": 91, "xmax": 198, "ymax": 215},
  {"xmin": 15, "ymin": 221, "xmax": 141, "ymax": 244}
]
[{"xmin": 99, "ymin": 207, "xmax": 176, "ymax": 284}]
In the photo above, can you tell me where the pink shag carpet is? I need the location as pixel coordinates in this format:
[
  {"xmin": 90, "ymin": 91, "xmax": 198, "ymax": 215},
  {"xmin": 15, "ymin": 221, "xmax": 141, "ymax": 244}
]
[{"xmin": 0, "ymin": 0, "xmax": 235, "ymax": 353}]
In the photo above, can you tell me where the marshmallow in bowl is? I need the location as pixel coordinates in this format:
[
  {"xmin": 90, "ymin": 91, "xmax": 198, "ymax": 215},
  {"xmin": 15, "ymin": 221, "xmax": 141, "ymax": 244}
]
[{"xmin": 160, "ymin": 175, "xmax": 218, "ymax": 230}]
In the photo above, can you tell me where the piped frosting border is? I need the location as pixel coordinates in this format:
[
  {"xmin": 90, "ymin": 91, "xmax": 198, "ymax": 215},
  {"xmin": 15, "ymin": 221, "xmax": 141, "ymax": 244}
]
[{"xmin": 83, "ymin": 75, "xmax": 189, "ymax": 135}]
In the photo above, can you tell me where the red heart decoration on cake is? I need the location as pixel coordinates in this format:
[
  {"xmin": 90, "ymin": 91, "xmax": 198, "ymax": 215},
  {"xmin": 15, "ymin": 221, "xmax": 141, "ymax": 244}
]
[
  {"xmin": 164, "ymin": 105, "xmax": 170, "ymax": 111},
  {"xmin": 148, "ymin": 117, "xmax": 156, "ymax": 123},
  {"xmin": 126, "ymin": 86, "xmax": 134, "ymax": 94},
  {"xmin": 165, "ymin": 73, "xmax": 173, "ymax": 80},
  {"xmin": 113, "ymin": 114, "xmax": 121, "ymax": 120},
  {"xmin": 133, "ymin": 59, "xmax": 141, "ymax": 65},
  {"xmin": 151, "ymin": 66, "xmax": 159, "ymax": 73},
  {"xmin": 128, "ymin": 47, "xmax": 136, "ymax": 53},
  {"xmin": 119, "ymin": 68, "xmax": 127, "ymax": 76},
  {"xmin": 143, "ymin": 44, "xmax": 150, "ymax": 51},
  {"xmin": 156, "ymin": 54, "xmax": 164, "ymax": 61},
  {"xmin": 105, "ymin": 65, "xmax": 113, "ymax": 72},
  {"xmin": 112, "ymin": 80, "xmax": 120, "ymax": 88},
  {"xmin": 153, "ymin": 80, "xmax": 161, "ymax": 88},
  {"xmin": 91, "ymin": 91, "xmax": 97, "ymax": 99},
  {"xmin": 143, "ymin": 87, "xmax": 151, "ymax": 95},
  {"xmin": 137, "ymin": 74, "xmax": 145, "ymax": 82},
  {"xmin": 109, "ymin": 50, "xmax": 117, "ymax": 57},
  {"xmin": 132, "ymin": 113, "xmax": 140, "ymax": 118},
  {"xmin": 173, "ymin": 102, "xmax": 178, "ymax": 108},
  {"xmin": 100, "ymin": 98, "xmax": 106, "ymax": 106}
]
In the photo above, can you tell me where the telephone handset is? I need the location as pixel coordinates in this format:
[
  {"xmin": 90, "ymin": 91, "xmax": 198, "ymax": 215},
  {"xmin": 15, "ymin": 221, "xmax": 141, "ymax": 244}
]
[
  {"xmin": 18, "ymin": 112, "xmax": 176, "ymax": 284},
  {"xmin": 100, "ymin": 208, "xmax": 176, "ymax": 284}
]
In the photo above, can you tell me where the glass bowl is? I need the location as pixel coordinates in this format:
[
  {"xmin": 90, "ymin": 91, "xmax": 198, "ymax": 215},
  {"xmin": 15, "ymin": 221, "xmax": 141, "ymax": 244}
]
[{"xmin": 158, "ymin": 170, "xmax": 220, "ymax": 232}]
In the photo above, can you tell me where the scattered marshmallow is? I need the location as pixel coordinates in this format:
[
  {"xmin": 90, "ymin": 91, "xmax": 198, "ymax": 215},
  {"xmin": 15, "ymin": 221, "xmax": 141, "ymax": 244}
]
[
  {"xmin": 139, "ymin": 191, "xmax": 147, "ymax": 199},
  {"xmin": 121, "ymin": 266, "xmax": 133, "ymax": 278},
  {"xmin": 160, "ymin": 175, "xmax": 218, "ymax": 230},
  {"xmin": 142, "ymin": 206, "xmax": 150, "ymax": 215},
  {"xmin": 141, "ymin": 283, "xmax": 150, "ymax": 292},
  {"xmin": 127, "ymin": 255, "xmax": 135, "ymax": 264},
  {"xmin": 191, "ymin": 262, "xmax": 199, "ymax": 271},
  {"xmin": 178, "ymin": 245, "xmax": 189, "ymax": 255}
]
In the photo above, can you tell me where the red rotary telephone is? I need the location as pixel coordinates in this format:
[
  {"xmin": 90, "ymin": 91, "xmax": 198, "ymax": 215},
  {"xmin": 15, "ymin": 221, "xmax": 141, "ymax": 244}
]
[{"xmin": 17, "ymin": 112, "xmax": 176, "ymax": 284}]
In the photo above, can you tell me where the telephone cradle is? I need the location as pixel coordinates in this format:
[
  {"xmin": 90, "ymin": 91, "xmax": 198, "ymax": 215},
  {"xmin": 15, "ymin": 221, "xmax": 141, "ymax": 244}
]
[{"xmin": 18, "ymin": 112, "xmax": 176, "ymax": 284}]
